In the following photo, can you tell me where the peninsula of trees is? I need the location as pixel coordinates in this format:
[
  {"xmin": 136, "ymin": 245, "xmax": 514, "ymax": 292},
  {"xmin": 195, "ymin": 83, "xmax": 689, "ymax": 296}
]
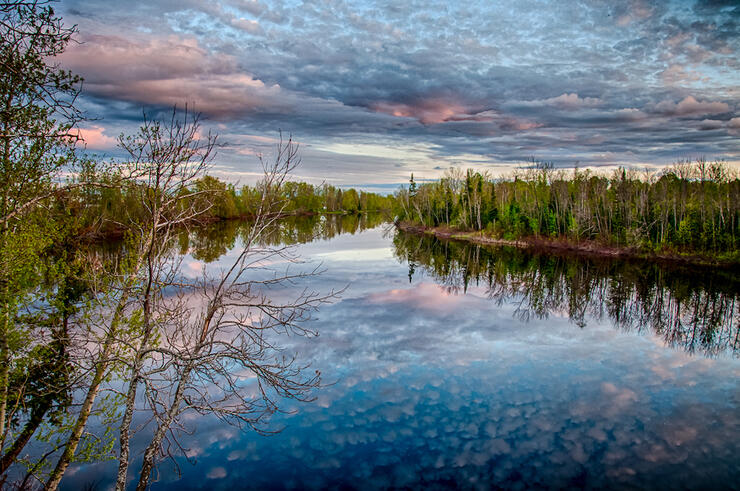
[
  {"xmin": 394, "ymin": 162, "xmax": 740, "ymax": 264},
  {"xmin": 72, "ymin": 172, "xmax": 395, "ymax": 241}
]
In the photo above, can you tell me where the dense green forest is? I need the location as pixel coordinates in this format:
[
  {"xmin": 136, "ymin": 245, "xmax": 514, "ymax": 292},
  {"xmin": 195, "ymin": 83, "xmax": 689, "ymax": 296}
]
[
  {"xmin": 395, "ymin": 163, "xmax": 740, "ymax": 261},
  {"xmin": 70, "ymin": 172, "xmax": 394, "ymax": 240}
]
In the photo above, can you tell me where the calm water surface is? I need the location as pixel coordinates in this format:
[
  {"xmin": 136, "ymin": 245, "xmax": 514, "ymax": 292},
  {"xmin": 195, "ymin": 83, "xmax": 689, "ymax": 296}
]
[{"xmin": 65, "ymin": 218, "xmax": 739, "ymax": 490}]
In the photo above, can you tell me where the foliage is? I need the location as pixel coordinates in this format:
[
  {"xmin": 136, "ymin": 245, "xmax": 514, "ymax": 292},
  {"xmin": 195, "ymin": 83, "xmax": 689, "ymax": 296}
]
[
  {"xmin": 396, "ymin": 161, "xmax": 740, "ymax": 256},
  {"xmin": 71, "ymin": 173, "xmax": 395, "ymax": 231},
  {"xmin": 0, "ymin": 0, "xmax": 87, "ymax": 481}
]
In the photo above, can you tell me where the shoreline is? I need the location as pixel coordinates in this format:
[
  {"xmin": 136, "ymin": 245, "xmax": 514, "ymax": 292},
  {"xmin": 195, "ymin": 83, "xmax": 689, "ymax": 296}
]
[
  {"xmin": 395, "ymin": 221, "xmax": 740, "ymax": 269},
  {"xmin": 76, "ymin": 210, "xmax": 387, "ymax": 244}
]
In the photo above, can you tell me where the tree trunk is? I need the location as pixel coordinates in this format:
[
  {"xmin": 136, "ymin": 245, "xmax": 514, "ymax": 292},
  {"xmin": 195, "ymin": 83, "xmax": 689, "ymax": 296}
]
[
  {"xmin": 0, "ymin": 402, "xmax": 48, "ymax": 474},
  {"xmin": 115, "ymin": 366, "xmax": 139, "ymax": 491},
  {"xmin": 135, "ymin": 365, "xmax": 192, "ymax": 491},
  {"xmin": 0, "ymin": 318, "xmax": 8, "ymax": 452},
  {"xmin": 45, "ymin": 345, "xmax": 109, "ymax": 490},
  {"xmin": 45, "ymin": 291, "xmax": 131, "ymax": 491}
]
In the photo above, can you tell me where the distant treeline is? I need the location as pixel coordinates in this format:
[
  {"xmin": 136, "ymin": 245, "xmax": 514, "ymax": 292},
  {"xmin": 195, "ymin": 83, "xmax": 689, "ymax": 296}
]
[
  {"xmin": 395, "ymin": 160, "xmax": 740, "ymax": 259},
  {"xmin": 71, "ymin": 174, "xmax": 394, "ymax": 238}
]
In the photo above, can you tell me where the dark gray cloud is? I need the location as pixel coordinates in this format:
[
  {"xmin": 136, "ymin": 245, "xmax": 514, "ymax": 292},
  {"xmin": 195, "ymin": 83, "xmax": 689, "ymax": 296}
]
[{"xmin": 58, "ymin": 0, "xmax": 739, "ymax": 183}]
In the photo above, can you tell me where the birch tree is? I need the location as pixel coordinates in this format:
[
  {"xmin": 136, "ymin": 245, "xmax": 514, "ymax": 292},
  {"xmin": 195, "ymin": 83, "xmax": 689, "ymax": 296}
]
[
  {"xmin": 0, "ymin": 0, "xmax": 83, "ymax": 476},
  {"xmin": 44, "ymin": 109, "xmax": 218, "ymax": 490},
  {"xmin": 114, "ymin": 134, "xmax": 339, "ymax": 489}
]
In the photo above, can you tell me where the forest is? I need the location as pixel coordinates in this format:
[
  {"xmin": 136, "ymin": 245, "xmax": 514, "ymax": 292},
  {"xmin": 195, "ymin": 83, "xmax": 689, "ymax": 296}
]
[
  {"xmin": 70, "ymin": 169, "xmax": 394, "ymax": 242},
  {"xmin": 394, "ymin": 162, "xmax": 740, "ymax": 262}
]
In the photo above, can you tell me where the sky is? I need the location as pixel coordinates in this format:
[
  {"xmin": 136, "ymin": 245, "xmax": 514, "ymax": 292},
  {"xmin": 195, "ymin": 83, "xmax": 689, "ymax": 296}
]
[{"xmin": 57, "ymin": 0, "xmax": 739, "ymax": 191}]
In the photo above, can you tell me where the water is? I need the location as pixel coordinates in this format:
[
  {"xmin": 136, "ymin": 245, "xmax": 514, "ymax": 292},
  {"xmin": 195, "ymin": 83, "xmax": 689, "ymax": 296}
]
[{"xmin": 63, "ymin": 218, "xmax": 739, "ymax": 490}]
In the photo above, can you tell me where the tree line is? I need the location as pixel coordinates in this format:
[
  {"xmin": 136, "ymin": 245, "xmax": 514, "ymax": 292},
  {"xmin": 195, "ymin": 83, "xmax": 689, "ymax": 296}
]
[
  {"xmin": 70, "ymin": 171, "xmax": 394, "ymax": 241},
  {"xmin": 395, "ymin": 162, "xmax": 740, "ymax": 260}
]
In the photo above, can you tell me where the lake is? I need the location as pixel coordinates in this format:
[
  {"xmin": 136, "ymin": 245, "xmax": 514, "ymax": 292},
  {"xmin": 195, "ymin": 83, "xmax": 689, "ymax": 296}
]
[{"xmin": 62, "ymin": 216, "xmax": 739, "ymax": 490}]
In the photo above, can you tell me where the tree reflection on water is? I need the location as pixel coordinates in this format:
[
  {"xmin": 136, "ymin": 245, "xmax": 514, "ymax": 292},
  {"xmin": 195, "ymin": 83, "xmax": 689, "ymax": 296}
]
[
  {"xmin": 180, "ymin": 212, "xmax": 387, "ymax": 263},
  {"xmin": 393, "ymin": 231, "xmax": 739, "ymax": 357}
]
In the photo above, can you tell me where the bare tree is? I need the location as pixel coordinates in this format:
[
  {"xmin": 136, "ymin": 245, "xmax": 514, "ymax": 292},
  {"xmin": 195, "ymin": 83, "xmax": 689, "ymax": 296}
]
[
  {"xmin": 0, "ymin": 100, "xmax": 337, "ymax": 490},
  {"xmin": 108, "ymin": 131, "xmax": 339, "ymax": 490},
  {"xmin": 44, "ymin": 108, "xmax": 218, "ymax": 490}
]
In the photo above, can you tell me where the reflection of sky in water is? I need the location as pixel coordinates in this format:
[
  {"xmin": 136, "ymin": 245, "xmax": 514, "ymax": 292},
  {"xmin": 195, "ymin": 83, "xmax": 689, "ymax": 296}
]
[{"xmin": 64, "ymin": 226, "xmax": 739, "ymax": 490}]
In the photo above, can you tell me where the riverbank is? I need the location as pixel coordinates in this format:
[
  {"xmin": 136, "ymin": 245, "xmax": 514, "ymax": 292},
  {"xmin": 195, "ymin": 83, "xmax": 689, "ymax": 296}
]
[{"xmin": 395, "ymin": 221, "xmax": 740, "ymax": 268}]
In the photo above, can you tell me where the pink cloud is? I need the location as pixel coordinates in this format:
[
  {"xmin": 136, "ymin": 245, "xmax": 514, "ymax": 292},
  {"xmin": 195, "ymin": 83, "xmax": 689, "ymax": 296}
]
[
  {"xmin": 516, "ymin": 93, "xmax": 601, "ymax": 111},
  {"xmin": 615, "ymin": 0, "xmax": 655, "ymax": 26},
  {"xmin": 87, "ymin": 73, "xmax": 285, "ymax": 117},
  {"xmin": 371, "ymin": 99, "xmax": 473, "ymax": 124},
  {"xmin": 660, "ymin": 64, "xmax": 702, "ymax": 84},
  {"xmin": 58, "ymin": 34, "xmax": 290, "ymax": 118},
  {"xmin": 547, "ymin": 93, "xmax": 601, "ymax": 109},
  {"xmin": 698, "ymin": 119, "xmax": 723, "ymax": 130},
  {"xmin": 543, "ymin": 93, "xmax": 601, "ymax": 110},
  {"xmin": 498, "ymin": 116, "xmax": 543, "ymax": 131},
  {"xmin": 230, "ymin": 18, "xmax": 264, "ymax": 35},
  {"xmin": 729, "ymin": 117, "xmax": 740, "ymax": 135},
  {"xmin": 75, "ymin": 125, "xmax": 118, "ymax": 150},
  {"xmin": 654, "ymin": 96, "xmax": 730, "ymax": 116},
  {"xmin": 367, "ymin": 283, "xmax": 463, "ymax": 312},
  {"xmin": 59, "ymin": 34, "xmax": 234, "ymax": 83},
  {"xmin": 371, "ymin": 100, "xmax": 541, "ymax": 133},
  {"xmin": 664, "ymin": 33, "xmax": 691, "ymax": 49}
]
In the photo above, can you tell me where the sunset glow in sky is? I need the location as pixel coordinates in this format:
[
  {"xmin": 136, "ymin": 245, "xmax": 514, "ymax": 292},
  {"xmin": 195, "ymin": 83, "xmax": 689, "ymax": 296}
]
[{"xmin": 59, "ymin": 0, "xmax": 739, "ymax": 190}]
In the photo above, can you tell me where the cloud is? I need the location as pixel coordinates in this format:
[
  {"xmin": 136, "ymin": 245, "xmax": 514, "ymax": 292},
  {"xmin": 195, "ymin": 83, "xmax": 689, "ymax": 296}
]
[
  {"xmin": 371, "ymin": 99, "xmax": 483, "ymax": 125},
  {"xmin": 229, "ymin": 17, "xmax": 264, "ymax": 35},
  {"xmin": 59, "ymin": 34, "xmax": 294, "ymax": 117},
  {"xmin": 729, "ymin": 117, "xmax": 740, "ymax": 135},
  {"xmin": 206, "ymin": 466, "xmax": 227, "ymax": 479},
  {"xmin": 234, "ymin": 0, "xmax": 264, "ymax": 17},
  {"xmin": 517, "ymin": 93, "xmax": 602, "ymax": 110},
  {"xmin": 367, "ymin": 283, "xmax": 465, "ymax": 312},
  {"xmin": 75, "ymin": 125, "xmax": 118, "ymax": 150},
  {"xmin": 653, "ymin": 96, "xmax": 731, "ymax": 116},
  {"xmin": 546, "ymin": 93, "xmax": 602, "ymax": 109},
  {"xmin": 698, "ymin": 119, "xmax": 723, "ymax": 130},
  {"xmin": 56, "ymin": 0, "xmax": 740, "ymax": 181},
  {"xmin": 614, "ymin": 0, "xmax": 658, "ymax": 26},
  {"xmin": 91, "ymin": 73, "xmax": 286, "ymax": 118},
  {"xmin": 660, "ymin": 64, "xmax": 702, "ymax": 84},
  {"xmin": 614, "ymin": 108, "xmax": 647, "ymax": 121},
  {"xmin": 372, "ymin": 102, "xmax": 449, "ymax": 124},
  {"xmin": 59, "ymin": 34, "xmax": 234, "ymax": 83}
]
